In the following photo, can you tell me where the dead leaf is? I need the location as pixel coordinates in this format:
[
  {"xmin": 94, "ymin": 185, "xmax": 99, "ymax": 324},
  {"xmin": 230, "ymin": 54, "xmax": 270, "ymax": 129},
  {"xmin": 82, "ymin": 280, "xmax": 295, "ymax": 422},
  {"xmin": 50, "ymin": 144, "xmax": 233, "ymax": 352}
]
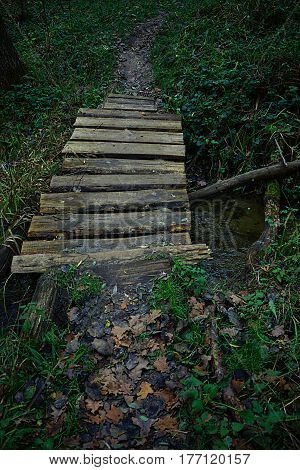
[
  {"xmin": 112, "ymin": 325, "xmax": 129, "ymax": 339},
  {"xmin": 106, "ymin": 405, "xmax": 124, "ymax": 423},
  {"xmin": 220, "ymin": 327, "xmax": 239, "ymax": 337},
  {"xmin": 85, "ymin": 399, "xmax": 102, "ymax": 414},
  {"xmin": 154, "ymin": 356, "xmax": 169, "ymax": 373},
  {"xmin": 154, "ymin": 390, "xmax": 179, "ymax": 410},
  {"xmin": 129, "ymin": 358, "xmax": 149, "ymax": 380},
  {"xmin": 201, "ymin": 354, "xmax": 212, "ymax": 369},
  {"xmin": 146, "ymin": 309, "xmax": 161, "ymax": 324},
  {"xmin": 129, "ymin": 316, "xmax": 147, "ymax": 336},
  {"xmin": 67, "ymin": 307, "xmax": 79, "ymax": 322},
  {"xmin": 132, "ymin": 416, "xmax": 156, "ymax": 436},
  {"xmin": 228, "ymin": 293, "xmax": 246, "ymax": 306},
  {"xmin": 154, "ymin": 415, "xmax": 178, "ymax": 433},
  {"xmin": 271, "ymin": 325, "xmax": 285, "ymax": 337},
  {"xmin": 85, "ymin": 411, "xmax": 106, "ymax": 425},
  {"xmin": 137, "ymin": 382, "xmax": 154, "ymax": 399},
  {"xmin": 120, "ymin": 298, "xmax": 129, "ymax": 310},
  {"xmin": 93, "ymin": 369, "xmax": 120, "ymax": 396}
]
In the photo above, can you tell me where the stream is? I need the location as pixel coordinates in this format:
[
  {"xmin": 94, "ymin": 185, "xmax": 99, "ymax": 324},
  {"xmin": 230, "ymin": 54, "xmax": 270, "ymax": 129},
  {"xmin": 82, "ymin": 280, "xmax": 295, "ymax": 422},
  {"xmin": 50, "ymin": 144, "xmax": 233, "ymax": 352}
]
[{"xmin": 191, "ymin": 194, "xmax": 265, "ymax": 285}]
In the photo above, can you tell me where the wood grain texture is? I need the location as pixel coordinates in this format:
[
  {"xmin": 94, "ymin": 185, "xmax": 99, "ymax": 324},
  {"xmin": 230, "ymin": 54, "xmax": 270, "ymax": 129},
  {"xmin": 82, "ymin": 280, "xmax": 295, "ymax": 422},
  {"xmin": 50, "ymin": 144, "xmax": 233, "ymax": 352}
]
[
  {"xmin": 70, "ymin": 128, "xmax": 184, "ymax": 144},
  {"xmin": 50, "ymin": 174, "xmax": 187, "ymax": 192},
  {"xmin": 104, "ymin": 102, "xmax": 156, "ymax": 112},
  {"xmin": 21, "ymin": 232, "xmax": 192, "ymax": 255},
  {"xmin": 62, "ymin": 157, "xmax": 185, "ymax": 175},
  {"xmin": 62, "ymin": 141, "xmax": 185, "ymax": 159},
  {"xmin": 41, "ymin": 189, "xmax": 189, "ymax": 213},
  {"xmin": 107, "ymin": 93, "xmax": 154, "ymax": 101},
  {"xmin": 12, "ymin": 244, "xmax": 211, "ymax": 273},
  {"xmin": 78, "ymin": 108, "xmax": 181, "ymax": 121},
  {"xmin": 27, "ymin": 209, "xmax": 191, "ymax": 239},
  {"xmin": 106, "ymin": 97, "xmax": 155, "ymax": 106},
  {"xmin": 74, "ymin": 116, "xmax": 182, "ymax": 132}
]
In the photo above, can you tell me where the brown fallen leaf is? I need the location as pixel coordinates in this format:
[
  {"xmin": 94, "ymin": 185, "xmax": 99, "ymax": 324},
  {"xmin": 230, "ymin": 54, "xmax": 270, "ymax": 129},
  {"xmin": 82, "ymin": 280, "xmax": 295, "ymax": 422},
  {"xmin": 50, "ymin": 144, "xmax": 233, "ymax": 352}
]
[
  {"xmin": 271, "ymin": 325, "xmax": 285, "ymax": 337},
  {"xmin": 106, "ymin": 405, "xmax": 124, "ymax": 423},
  {"xmin": 154, "ymin": 390, "xmax": 179, "ymax": 410},
  {"xmin": 129, "ymin": 358, "xmax": 149, "ymax": 380},
  {"xmin": 93, "ymin": 369, "xmax": 120, "ymax": 396},
  {"xmin": 129, "ymin": 316, "xmax": 147, "ymax": 336},
  {"xmin": 85, "ymin": 411, "xmax": 106, "ymax": 425},
  {"xmin": 146, "ymin": 309, "xmax": 161, "ymax": 324},
  {"xmin": 132, "ymin": 416, "xmax": 157, "ymax": 437},
  {"xmin": 138, "ymin": 381, "xmax": 154, "ymax": 399},
  {"xmin": 85, "ymin": 399, "xmax": 102, "ymax": 414},
  {"xmin": 154, "ymin": 415, "xmax": 178, "ymax": 433},
  {"xmin": 228, "ymin": 293, "xmax": 245, "ymax": 306},
  {"xmin": 220, "ymin": 327, "xmax": 239, "ymax": 337},
  {"xmin": 112, "ymin": 325, "xmax": 129, "ymax": 340},
  {"xmin": 154, "ymin": 356, "xmax": 169, "ymax": 373},
  {"xmin": 120, "ymin": 298, "xmax": 130, "ymax": 310}
]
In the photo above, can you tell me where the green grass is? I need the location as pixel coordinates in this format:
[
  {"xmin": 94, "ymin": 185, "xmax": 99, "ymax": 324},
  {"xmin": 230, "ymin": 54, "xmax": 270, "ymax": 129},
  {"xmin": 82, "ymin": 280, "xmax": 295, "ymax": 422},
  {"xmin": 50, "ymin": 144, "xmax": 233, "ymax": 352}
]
[{"xmin": 152, "ymin": 0, "xmax": 300, "ymax": 188}]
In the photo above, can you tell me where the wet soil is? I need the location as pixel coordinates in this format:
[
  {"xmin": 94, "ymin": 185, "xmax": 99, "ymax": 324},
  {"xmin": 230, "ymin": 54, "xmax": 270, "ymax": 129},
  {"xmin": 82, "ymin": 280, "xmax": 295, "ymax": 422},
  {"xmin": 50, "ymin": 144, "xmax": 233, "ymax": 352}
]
[{"xmin": 113, "ymin": 13, "xmax": 166, "ymax": 96}]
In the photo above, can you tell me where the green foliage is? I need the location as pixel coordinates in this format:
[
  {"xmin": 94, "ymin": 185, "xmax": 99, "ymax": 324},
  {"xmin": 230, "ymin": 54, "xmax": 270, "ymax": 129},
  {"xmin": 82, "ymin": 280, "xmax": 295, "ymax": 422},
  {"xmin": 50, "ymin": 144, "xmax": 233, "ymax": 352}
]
[
  {"xmin": 53, "ymin": 265, "xmax": 103, "ymax": 305},
  {"xmin": 152, "ymin": 0, "xmax": 299, "ymax": 189},
  {"xmin": 0, "ymin": 305, "xmax": 94, "ymax": 449},
  {"xmin": 151, "ymin": 259, "xmax": 206, "ymax": 319}
]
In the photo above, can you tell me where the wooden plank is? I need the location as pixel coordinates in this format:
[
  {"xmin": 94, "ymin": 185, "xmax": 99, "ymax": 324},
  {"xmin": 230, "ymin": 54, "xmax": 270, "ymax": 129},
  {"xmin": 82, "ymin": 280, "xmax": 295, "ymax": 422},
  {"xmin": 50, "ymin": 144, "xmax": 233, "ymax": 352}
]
[
  {"xmin": 27, "ymin": 209, "xmax": 191, "ymax": 239},
  {"xmin": 62, "ymin": 141, "xmax": 185, "ymax": 159},
  {"xmin": 12, "ymin": 244, "xmax": 211, "ymax": 274},
  {"xmin": 62, "ymin": 157, "xmax": 185, "ymax": 175},
  {"xmin": 50, "ymin": 174, "xmax": 187, "ymax": 192},
  {"xmin": 70, "ymin": 128, "xmax": 184, "ymax": 145},
  {"xmin": 40, "ymin": 189, "xmax": 189, "ymax": 214},
  {"xmin": 104, "ymin": 102, "xmax": 156, "ymax": 111},
  {"xmin": 106, "ymin": 97, "xmax": 155, "ymax": 106},
  {"xmin": 78, "ymin": 108, "xmax": 181, "ymax": 121},
  {"xmin": 74, "ymin": 117, "xmax": 182, "ymax": 132},
  {"xmin": 21, "ymin": 233, "xmax": 192, "ymax": 255},
  {"xmin": 108, "ymin": 93, "xmax": 153, "ymax": 101}
]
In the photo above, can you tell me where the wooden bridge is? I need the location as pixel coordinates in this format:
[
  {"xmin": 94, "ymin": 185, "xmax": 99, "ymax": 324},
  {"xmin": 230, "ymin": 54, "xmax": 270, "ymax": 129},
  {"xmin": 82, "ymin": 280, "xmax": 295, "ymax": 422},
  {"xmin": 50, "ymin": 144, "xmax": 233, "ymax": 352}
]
[{"xmin": 11, "ymin": 94, "xmax": 210, "ymax": 286}]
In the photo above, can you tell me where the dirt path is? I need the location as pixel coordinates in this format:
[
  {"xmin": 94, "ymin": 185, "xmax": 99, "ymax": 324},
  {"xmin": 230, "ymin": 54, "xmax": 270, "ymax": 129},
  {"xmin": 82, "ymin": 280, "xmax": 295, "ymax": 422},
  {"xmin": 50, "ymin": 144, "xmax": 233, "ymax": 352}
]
[{"xmin": 113, "ymin": 13, "xmax": 165, "ymax": 96}]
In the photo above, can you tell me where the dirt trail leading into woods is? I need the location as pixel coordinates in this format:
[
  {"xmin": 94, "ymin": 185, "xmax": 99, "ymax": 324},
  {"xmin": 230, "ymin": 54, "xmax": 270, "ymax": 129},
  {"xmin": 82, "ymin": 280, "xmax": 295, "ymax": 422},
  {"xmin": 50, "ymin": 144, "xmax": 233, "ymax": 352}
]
[{"xmin": 113, "ymin": 13, "xmax": 166, "ymax": 96}]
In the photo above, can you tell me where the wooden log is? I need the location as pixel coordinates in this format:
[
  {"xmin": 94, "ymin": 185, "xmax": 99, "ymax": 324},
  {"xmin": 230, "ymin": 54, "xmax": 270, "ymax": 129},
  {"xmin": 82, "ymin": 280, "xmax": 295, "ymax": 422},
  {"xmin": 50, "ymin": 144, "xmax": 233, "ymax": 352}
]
[
  {"xmin": 74, "ymin": 116, "xmax": 182, "ymax": 132},
  {"xmin": 62, "ymin": 141, "xmax": 185, "ymax": 159},
  {"xmin": 62, "ymin": 157, "xmax": 185, "ymax": 175},
  {"xmin": 40, "ymin": 189, "xmax": 189, "ymax": 214},
  {"xmin": 189, "ymin": 161, "xmax": 300, "ymax": 200},
  {"xmin": 12, "ymin": 244, "xmax": 211, "ymax": 274},
  {"xmin": 23, "ymin": 272, "xmax": 69, "ymax": 338},
  {"xmin": 50, "ymin": 173, "xmax": 186, "ymax": 192},
  {"xmin": 21, "ymin": 232, "xmax": 192, "ymax": 255},
  {"xmin": 70, "ymin": 128, "xmax": 184, "ymax": 145}
]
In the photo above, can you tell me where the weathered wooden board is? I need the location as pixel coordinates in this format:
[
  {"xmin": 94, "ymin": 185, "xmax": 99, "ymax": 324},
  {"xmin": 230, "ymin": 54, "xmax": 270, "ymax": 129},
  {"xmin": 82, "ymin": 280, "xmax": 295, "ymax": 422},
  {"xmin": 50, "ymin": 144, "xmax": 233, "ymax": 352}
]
[
  {"xmin": 21, "ymin": 233, "xmax": 192, "ymax": 255},
  {"xmin": 70, "ymin": 128, "xmax": 184, "ymax": 145},
  {"xmin": 78, "ymin": 108, "xmax": 181, "ymax": 121},
  {"xmin": 62, "ymin": 141, "xmax": 185, "ymax": 159},
  {"xmin": 41, "ymin": 189, "xmax": 189, "ymax": 214},
  {"xmin": 50, "ymin": 174, "xmax": 187, "ymax": 192},
  {"xmin": 106, "ymin": 97, "xmax": 155, "ymax": 106},
  {"xmin": 104, "ymin": 102, "xmax": 156, "ymax": 112},
  {"xmin": 27, "ymin": 209, "xmax": 191, "ymax": 239},
  {"xmin": 74, "ymin": 117, "xmax": 182, "ymax": 132},
  {"xmin": 62, "ymin": 157, "xmax": 185, "ymax": 175},
  {"xmin": 12, "ymin": 244, "xmax": 210, "ymax": 274},
  {"xmin": 108, "ymin": 93, "xmax": 153, "ymax": 101}
]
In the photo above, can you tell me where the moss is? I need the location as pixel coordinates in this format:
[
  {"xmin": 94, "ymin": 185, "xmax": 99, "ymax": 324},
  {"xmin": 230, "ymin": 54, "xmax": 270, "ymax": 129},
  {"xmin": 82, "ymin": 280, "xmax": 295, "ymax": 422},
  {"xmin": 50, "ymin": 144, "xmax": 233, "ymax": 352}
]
[{"xmin": 266, "ymin": 180, "xmax": 280, "ymax": 201}]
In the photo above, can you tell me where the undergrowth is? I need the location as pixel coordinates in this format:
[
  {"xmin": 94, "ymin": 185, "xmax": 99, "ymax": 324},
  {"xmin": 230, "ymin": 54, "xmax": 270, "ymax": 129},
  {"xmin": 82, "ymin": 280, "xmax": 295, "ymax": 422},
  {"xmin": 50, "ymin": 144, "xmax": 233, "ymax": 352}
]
[
  {"xmin": 0, "ymin": 266, "xmax": 103, "ymax": 449},
  {"xmin": 152, "ymin": 213, "xmax": 299, "ymax": 449},
  {"xmin": 152, "ymin": 0, "xmax": 300, "ymax": 192}
]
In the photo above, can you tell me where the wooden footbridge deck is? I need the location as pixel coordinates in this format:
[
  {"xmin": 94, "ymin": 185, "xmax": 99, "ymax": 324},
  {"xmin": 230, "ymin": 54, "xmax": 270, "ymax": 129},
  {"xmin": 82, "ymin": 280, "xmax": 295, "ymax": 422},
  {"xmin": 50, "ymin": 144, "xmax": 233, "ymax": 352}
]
[{"xmin": 11, "ymin": 94, "xmax": 210, "ymax": 285}]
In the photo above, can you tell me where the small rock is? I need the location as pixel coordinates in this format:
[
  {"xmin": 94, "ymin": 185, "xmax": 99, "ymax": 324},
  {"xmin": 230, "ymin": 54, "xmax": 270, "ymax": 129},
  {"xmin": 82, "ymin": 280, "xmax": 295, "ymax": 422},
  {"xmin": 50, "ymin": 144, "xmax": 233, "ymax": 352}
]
[{"xmin": 92, "ymin": 338, "xmax": 113, "ymax": 357}]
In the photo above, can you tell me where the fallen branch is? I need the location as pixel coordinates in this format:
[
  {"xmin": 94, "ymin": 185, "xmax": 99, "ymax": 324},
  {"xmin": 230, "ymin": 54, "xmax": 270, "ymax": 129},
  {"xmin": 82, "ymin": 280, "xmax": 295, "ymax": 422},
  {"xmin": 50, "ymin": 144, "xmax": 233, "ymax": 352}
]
[{"xmin": 189, "ymin": 160, "xmax": 300, "ymax": 200}]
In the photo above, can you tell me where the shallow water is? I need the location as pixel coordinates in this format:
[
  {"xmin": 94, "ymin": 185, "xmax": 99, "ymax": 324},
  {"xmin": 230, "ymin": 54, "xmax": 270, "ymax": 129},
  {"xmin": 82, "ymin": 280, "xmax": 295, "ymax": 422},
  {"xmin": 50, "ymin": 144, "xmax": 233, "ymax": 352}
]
[{"xmin": 191, "ymin": 194, "xmax": 265, "ymax": 284}]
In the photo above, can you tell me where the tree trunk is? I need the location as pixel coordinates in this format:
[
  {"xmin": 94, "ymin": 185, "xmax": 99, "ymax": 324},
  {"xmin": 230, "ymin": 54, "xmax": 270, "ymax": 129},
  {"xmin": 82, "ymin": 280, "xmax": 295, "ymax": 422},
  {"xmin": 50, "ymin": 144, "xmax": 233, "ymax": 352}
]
[
  {"xmin": 189, "ymin": 161, "xmax": 300, "ymax": 200},
  {"xmin": 0, "ymin": 14, "xmax": 25, "ymax": 89}
]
